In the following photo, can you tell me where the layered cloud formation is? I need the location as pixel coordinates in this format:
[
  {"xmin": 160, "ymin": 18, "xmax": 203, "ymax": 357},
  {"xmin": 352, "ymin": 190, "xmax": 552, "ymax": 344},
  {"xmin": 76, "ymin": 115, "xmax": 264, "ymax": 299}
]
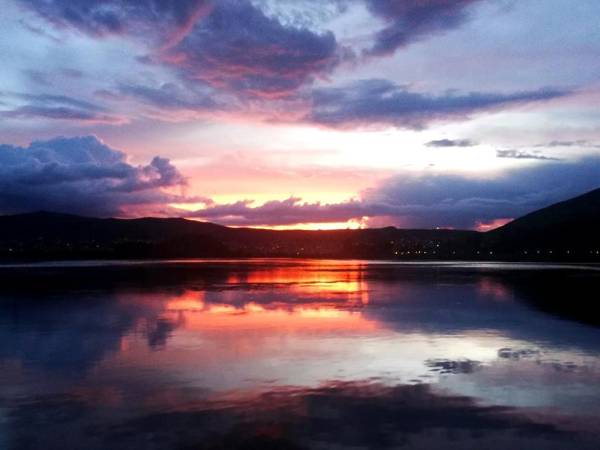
[
  {"xmin": 361, "ymin": 157, "xmax": 600, "ymax": 228},
  {"xmin": 0, "ymin": 92, "xmax": 123, "ymax": 123},
  {"xmin": 188, "ymin": 197, "xmax": 372, "ymax": 227},
  {"xmin": 19, "ymin": 0, "xmax": 345, "ymax": 102},
  {"xmin": 1, "ymin": 134, "xmax": 599, "ymax": 228},
  {"xmin": 306, "ymin": 80, "xmax": 568, "ymax": 129},
  {"xmin": 4, "ymin": 0, "xmax": 600, "ymax": 229},
  {"xmin": 13, "ymin": 0, "xmax": 572, "ymax": 123},
  {"xmin": 188, "ymin": 156, "xmax": 600, "ymax": 229},
  {"xmin": 0, "ymin": 136, "xmax": 188, "ymax": 216}
]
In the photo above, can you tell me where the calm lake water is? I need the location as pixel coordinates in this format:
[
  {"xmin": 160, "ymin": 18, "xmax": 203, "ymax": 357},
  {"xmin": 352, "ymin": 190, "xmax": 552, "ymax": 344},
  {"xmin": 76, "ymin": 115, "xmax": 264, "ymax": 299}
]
[{"xmin": 1, "ymin": 259, "xmax": 600, "ymax": 449}]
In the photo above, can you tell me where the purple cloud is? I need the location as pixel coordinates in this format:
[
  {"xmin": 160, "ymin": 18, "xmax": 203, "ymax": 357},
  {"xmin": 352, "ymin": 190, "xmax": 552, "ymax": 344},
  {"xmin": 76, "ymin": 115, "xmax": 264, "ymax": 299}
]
[
  {"xmin": 363, "ymin": 0, "xmax": 483, "ymax": 56},
  {"xmin": 2, "ymin": 135, "xmax": 598, "ymax": 229},
  {"xmin": 20, "ymin": 0, "xmax": 347, "ymax": 100},
  {"xmin": 0, "ymin": 136, "xmax": 189, "ymax": 216},
  {"xmin": 2, "ymin": 105, "xmax": 120, "ymax": 123},
  {"xmin": 1, "ymin": 93, "xmax": 122, "ymax": 123},
  {"xmin": 306, "ymin": 79, "xmax": 570, "ymax": 129},
  {"xmin": 187, "ymin": 197, "xmax": 375, "ymax": 226},
  {"xmin": 359, "ymin": 156, "xmax": 600, "ymax": 228},
  {"xmin": 109, "ymin": 82, "xmax": 218, "ymax": 114},
  {"xmin": 17, "ymin": 0, "xmax": 212, "ymax": 43},
  {"xmin": 161, "ymin": 0, "xmax": 344, "ymax": 99},
  {"xmin": 186, "ymin": 156, "xmax": 600, "ymax": 229}
]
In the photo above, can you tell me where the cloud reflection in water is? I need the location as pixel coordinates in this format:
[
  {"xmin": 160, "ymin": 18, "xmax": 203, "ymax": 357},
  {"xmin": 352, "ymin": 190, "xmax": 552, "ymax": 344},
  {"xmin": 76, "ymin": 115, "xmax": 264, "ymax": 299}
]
[{"xmin": 1, "ymin": 260, "xmax": 600, "ymax": 449}]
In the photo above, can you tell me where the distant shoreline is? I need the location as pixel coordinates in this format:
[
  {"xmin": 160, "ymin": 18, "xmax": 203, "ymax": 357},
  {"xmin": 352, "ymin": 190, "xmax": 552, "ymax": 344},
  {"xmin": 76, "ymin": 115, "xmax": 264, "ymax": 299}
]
[
  {"xmin": 1, "ymin": 257, "xmax": 599, "ymax": 270},
  {"xmin": 2, "ymin": 186, "xmax": 599, "ymax": 263}
]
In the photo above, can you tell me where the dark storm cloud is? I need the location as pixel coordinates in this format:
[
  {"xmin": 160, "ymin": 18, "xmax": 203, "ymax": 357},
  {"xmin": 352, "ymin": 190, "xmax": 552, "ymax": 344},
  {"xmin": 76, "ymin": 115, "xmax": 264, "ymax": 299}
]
[
  {"xmin": 496, "ymin": 149, "xmax": 560, "ymax": 161},
  {"xmin": 187, "ymin": 156, "xmax": 600, "ymax": 229},
  {"xmin": 0, "ymin": 136, "xmax": 187, "ymax": 216},
  {"xmin": 363, "ymin": 0, "xmax": 483, "ymax": 56},
  {"xmin": 306, "ymin": 79, "xmax": 569, "ymax": 129},
  {"xmin": 162, "ymin": 0, "xmax": 345, "ymax": 99},
  {"xmin": 425, "ymin": 138, "xmax": 478, "ymax": 147}
]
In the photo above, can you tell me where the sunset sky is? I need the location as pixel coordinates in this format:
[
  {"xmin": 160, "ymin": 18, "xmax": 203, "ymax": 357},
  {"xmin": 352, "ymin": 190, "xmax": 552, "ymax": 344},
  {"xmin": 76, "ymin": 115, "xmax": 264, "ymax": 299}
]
[{"xmin": 1, "ymin": 0, "xmax": 599, "ymax": 229}]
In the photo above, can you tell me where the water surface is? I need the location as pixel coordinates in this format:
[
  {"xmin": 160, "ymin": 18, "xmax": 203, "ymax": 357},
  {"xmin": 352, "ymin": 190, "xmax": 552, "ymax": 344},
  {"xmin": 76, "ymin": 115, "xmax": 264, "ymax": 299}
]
[{"xmin": 1, "ymin": 259, "xmax": 600, "ymax": 449}]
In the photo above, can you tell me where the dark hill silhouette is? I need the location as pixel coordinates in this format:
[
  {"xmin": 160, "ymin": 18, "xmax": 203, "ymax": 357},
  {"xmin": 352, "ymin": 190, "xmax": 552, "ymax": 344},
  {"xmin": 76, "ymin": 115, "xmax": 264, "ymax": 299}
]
[
  {"xmin": 0, "ymin": 211, "xmax": 478, "ymax": 260},
  {"xmin": 484, "ymin": 187, "xmax": 600, "ymax": 257},
  {"xmin": 0, "ymin": 188, "xmax": 598, "ymax": 261}
]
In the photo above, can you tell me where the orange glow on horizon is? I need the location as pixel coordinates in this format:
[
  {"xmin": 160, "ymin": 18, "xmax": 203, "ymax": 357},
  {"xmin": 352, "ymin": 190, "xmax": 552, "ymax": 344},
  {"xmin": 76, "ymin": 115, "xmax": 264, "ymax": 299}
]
[
  {"xmin": 248, "ymin": 219, "xmax": 367, "ymax": 230},
  {"xmin": 179, "ymin": 218, "xmax": 367, "ymax": 230},
  {"xmin": 475, "ymin": 218, "xmax": 513, "ymax": 232}
]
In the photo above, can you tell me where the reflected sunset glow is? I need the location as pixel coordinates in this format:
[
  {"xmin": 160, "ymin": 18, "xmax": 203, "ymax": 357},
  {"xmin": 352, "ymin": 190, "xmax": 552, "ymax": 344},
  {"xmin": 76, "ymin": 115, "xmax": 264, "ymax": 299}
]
[
  {"xmin": 161, "ymin": 264, "xmax": 373, "ymax": 334},
  {"xmin": 2, "ymin": 261, "xmax": 600, "ymax": 449},
  {"xmin": 161, "ymin": 299, "xmax": 375, "ymax": 334}
]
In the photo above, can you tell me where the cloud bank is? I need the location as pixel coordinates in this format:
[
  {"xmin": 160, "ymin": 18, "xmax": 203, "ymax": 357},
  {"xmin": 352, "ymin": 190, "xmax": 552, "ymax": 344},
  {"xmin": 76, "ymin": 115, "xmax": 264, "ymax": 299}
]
[
  {"xmin": 188, "ymin": 157, "xmax": 600, "ymax": 229},
  {"xmin": 2, "ymin": 136, "xmax": 599, "ymax": 229},
  {"xmin": 188, "ymin": 197, "xmax": 374, "ymax": 226},
  {"xmin": 0, "ymin": 136, "xmax": 188, "ymax": 216},
  {"xmin": 360, "ymin": 158, "xmax": 600, "ymax": 228},
  {"xmin": 306, "ymin": 80, "xmax": 569, "ymax": 129}
]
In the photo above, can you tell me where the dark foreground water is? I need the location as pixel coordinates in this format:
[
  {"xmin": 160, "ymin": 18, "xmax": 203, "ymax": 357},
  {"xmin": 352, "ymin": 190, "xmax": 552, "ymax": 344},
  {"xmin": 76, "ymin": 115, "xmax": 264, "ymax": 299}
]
[{"xmin": 1, "ymin": 259, "xmax": 600, "ymax": 450}]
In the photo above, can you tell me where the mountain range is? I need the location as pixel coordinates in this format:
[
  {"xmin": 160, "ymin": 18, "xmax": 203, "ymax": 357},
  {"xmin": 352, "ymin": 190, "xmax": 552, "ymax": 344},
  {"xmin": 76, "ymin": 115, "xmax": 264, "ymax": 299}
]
[{"xmin": 1, "ymin": 188, "xmax": 599, "ymax": 261}]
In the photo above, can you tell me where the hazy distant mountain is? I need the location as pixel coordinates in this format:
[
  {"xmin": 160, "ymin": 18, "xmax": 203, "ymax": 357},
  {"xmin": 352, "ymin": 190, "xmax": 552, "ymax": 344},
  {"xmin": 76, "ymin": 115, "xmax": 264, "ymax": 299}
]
[{"xmin": 0, "ymin": 188, "xmax": 598, "ymax": 261}]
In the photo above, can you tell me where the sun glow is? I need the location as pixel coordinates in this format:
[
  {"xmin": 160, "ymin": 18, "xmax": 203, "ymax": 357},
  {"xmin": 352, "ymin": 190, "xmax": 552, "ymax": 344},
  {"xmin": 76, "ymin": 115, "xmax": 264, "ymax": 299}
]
[{"xmin": 250, "ymin": 219, "xmax": 367, "ymax": 230}]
